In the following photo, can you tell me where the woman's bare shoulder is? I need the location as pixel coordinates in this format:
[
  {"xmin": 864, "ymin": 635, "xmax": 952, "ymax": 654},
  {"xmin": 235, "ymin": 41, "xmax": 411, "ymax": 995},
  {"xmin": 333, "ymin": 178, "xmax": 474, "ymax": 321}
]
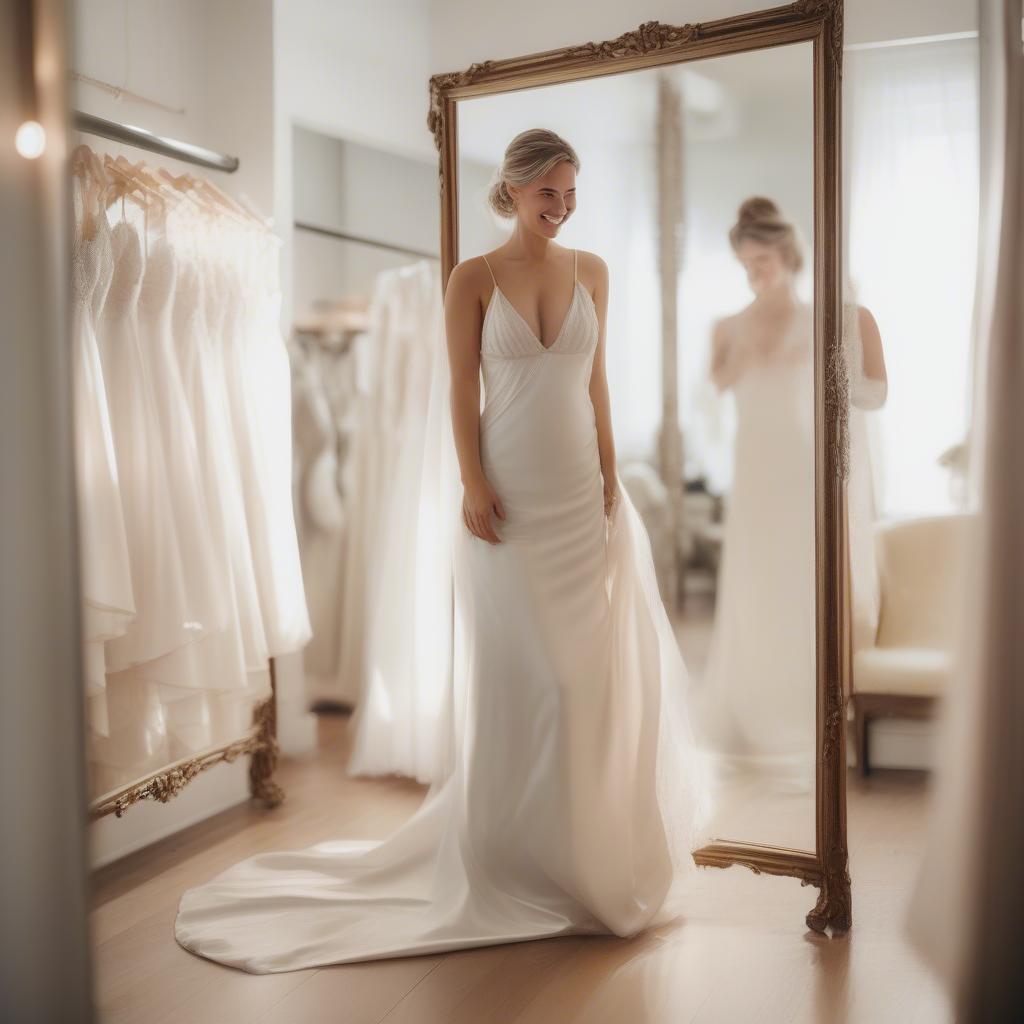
[
  {"xmin": 712, "ymin": 310, "xmax": 741, "ymax": 338},
  {"xmin": 575, "ymin": 250, "xmax": 608, "ymax": 299},
  {"xmin": 445, "ymin": 256, "xmax": 493, "ymax": 304},
  {"xmin": 449, "ymin": 255, "xmax": 493, "ymax": 282},
  {"xmin": 575, "ymin": 249, "xmax": 608, "ymax": 276}
]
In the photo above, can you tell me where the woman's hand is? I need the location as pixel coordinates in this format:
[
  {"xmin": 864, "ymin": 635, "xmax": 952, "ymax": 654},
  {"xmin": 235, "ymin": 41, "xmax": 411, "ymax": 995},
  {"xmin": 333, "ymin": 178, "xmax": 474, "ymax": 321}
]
[
  {"xmin": 603, "ymin": 475, "xmax": 619, "ymax": 521},
  {"xmin": 462, "ymin": 474, "xmax": 506, "ymax": 544}
]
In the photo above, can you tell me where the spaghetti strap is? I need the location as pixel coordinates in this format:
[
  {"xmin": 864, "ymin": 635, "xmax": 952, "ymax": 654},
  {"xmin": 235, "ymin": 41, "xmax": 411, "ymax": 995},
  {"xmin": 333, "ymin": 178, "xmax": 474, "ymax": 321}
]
[
  {"xmin": 481, "ymin": 254, "xmax": 497, "ymax": 286},
  {"xmin": 573, "ymin": 249, "xmax": 577, "ymax": 283}
]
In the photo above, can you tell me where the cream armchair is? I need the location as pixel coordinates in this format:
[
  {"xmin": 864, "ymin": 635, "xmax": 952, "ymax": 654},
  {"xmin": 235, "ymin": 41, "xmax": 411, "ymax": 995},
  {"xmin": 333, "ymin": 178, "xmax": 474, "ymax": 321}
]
[{"xmin": 851, "ymin": 513, "xmax": 973, "ymax": 775}]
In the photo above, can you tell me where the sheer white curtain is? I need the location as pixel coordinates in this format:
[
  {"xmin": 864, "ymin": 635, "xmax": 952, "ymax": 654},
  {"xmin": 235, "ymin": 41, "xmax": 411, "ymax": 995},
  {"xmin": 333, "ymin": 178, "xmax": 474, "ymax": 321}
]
[
  {"xmin": 904, "ymin": 2, "xmax": 1024, "ymax": 1017},
  {"xmin": 844, "ymin": 35, "xmax": 980, "ymax": 518}
]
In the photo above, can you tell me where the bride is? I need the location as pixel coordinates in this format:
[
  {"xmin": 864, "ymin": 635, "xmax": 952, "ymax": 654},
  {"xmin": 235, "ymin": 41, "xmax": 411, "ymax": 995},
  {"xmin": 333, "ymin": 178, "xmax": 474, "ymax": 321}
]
[
  {"xmin": 174, "ymin": 128, "xmax": 712, "ymax": 974},
  {"xmin": 690, "ymin": 197, "xmax": 887, "ymax": 789},
  {"xmin": 692, "ymin": 197, "xmax": 818, "ymax": 786}
]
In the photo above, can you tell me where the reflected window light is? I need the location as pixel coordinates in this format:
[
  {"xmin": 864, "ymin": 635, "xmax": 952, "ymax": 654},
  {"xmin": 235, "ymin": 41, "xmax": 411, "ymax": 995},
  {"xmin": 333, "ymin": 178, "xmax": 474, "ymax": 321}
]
[{"xmin": 15, "ymin": 120, "xmax": 46, "ymax": 159}]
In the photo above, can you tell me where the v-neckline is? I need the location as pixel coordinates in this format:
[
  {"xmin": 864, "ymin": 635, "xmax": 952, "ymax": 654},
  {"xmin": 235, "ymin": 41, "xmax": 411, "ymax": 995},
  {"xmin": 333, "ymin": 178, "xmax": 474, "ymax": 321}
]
[{"xmin": 492, "ymin": 280, "xmax": 582, "ymax": 353}]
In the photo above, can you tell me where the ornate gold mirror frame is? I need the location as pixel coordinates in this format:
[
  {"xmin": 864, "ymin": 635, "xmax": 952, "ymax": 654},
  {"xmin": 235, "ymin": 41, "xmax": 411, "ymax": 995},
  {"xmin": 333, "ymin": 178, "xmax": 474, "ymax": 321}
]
[
  {"xmin": 428, "ymin": 0, "xmax": 851, "ymax": 934},
  {"xmin": 88, "ymin": 661, "xmax": 283, "ymax": 821}
]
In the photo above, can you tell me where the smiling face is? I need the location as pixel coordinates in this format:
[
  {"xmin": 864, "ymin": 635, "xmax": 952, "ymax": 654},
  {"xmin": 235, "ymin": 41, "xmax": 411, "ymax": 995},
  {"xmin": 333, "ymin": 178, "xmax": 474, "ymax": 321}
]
[
  {"xmin": 734, "ymin": 237, "xmax": 792, "ymax": 295},
  {"xmin": 508, "ymin": 160, "xmax": 577, "ymax": 237}
]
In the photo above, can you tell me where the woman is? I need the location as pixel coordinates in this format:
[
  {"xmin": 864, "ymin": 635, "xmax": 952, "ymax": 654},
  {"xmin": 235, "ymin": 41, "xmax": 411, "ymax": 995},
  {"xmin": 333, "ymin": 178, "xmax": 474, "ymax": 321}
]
[
  {"xmin": 174, "ymin": 128, "xmax": 711, "ymax": 974},
  {"xmin": 694, "ymin": 197, "xmax": 887, "ymax": 786},
  {"xmin": 695, "ymin": 197, "xmax": 818, "ymax": 787}
]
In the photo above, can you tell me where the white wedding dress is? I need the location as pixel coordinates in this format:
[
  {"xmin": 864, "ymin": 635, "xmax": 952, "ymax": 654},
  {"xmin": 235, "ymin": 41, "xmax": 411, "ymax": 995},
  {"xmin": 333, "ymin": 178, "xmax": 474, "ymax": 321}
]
[
  {"xmin": 70, "ymin": 178, "xmax": 135, "ymax": 736},
  {"xmin": 347, "ymin": 260, "xmax": 449, "ymax": 781},
  {"xmin": 692, "ymin": 302, "xmax": 817, "ymax": 783},
  {"xmin": 94, "ymin": 219, "xmax": 207, "ymax": 673},
  {"xmin": 174, "ymin": 249, "xmax": 712, "ymax": 974},
  {"xmin": 219, "ymin": 231, "xmax": 312, "ymax": 657}
]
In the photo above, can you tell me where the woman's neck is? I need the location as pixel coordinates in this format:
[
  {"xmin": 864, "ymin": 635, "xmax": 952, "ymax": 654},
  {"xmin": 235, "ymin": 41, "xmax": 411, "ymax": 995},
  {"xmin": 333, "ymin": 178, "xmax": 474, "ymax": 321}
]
[
  {"xmin": 751, "ymin": 279, "xmax": 800, "ymax": 310},
  {"xmin": 502, "ymin": 224, "xmax": 555, "ymax": 264}
]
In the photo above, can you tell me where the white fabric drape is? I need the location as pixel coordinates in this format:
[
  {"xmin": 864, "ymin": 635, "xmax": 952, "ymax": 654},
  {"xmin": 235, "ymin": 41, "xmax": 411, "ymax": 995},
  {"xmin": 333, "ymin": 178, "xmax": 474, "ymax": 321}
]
[
  {"xmin": 72, "ymin": 151, "xmax": 311, "ymax": 801},
  {"xmin": 343, "ymin": 260, "xmax": 453, "ymax": 784},
  {"xmin": 691, "ymin": 302, "xmax": 817, "ymax": 786},
  {"xmin": 845, "ymin": 34, "xmax": 980, "ymax": 518},
  {"xmin": 904, "ymin": 2, "xmax": 1023, "ymax": 1017},
  {"xmin": 331, "ymin": 263, "xmax": 439, "ymax": 711}
]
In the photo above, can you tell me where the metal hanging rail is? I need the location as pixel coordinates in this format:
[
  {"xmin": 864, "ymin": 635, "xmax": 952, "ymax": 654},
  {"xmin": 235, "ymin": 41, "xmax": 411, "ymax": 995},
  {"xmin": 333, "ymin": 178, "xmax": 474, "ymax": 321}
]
[
  {"xmin": 72, "ymin": 110, "xmax": 240, "ymax": 173},
  {"xmin": 294, "ymin": 220, "xmax": 440, "ymax": 261}
]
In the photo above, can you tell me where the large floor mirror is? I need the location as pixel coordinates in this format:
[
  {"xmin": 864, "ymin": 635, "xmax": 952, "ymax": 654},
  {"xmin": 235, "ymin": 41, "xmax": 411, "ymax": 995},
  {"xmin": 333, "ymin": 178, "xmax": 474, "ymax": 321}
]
[{"xmin": 431, "ymin": 0, "xmax": 850, "ymax": 933}]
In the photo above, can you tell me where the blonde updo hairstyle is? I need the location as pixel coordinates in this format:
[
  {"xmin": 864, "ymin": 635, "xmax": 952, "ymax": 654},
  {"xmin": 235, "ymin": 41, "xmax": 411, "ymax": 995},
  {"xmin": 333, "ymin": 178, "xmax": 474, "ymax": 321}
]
[
  {"xmin": 728, "ymin": 196, "xmax": 804, "ymax": 274},
  {"xmin": 488, "ymin": 129, "xmax": 580, "ymax": 220}
]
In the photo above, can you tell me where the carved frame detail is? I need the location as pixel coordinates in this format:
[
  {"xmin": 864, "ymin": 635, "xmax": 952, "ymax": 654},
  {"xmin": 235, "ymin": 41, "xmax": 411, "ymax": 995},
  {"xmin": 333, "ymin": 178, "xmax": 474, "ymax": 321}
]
[
  {"xmin": 88, "ymin": 658, "xmax": 284, "ymax": 821},
  {"xmin": 429, "ymin": 0, "xmax": 851, "ymax": 935}
]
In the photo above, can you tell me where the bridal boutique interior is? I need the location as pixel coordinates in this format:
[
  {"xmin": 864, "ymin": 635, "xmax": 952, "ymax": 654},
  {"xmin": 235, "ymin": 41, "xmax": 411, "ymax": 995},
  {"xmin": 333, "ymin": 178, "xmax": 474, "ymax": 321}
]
[{"xmin": 3, "ymin": 0, "xmax": 1022, "ymax": 1022}]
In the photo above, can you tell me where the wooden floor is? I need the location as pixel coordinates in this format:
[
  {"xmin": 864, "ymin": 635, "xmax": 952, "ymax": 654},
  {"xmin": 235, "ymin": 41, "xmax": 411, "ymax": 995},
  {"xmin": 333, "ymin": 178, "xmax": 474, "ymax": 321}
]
[{"xmin": 90, "ymin": 714, "xmax": 952, "ymax": 1024}]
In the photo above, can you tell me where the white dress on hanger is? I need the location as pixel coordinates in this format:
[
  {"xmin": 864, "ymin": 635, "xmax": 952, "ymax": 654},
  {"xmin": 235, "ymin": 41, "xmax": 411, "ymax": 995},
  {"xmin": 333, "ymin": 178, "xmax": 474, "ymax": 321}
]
[
  {"xmin": 94, "ymin": 219, "xmax": 204, "ymax": 672},
  {"xmin": 70, "ymin": 182, "xmax": 135, "ymax": 735},
  {"xmin": 219, "ymin": 232, "xmax": 312, "ymax": 657},
  {"xmin": 108, "ymin": 226, "xmax": 270, "ymax": 760},
  {"xmin": 174, "ymin": 249, "xmax": 712, "ymax": 974},
  {"xmin": 347, "ymin": 259, "xmax": 447, "ymax": 782},
  {"xmin": 91, "ymin": 217, "xmax": 213, "ymax": 794},
  {"xmin": 692, "ymin": 302, "xmax": 817, "ymax": 784},
  {"xmin": 105, "ymin": 231, "xmax": 239, "ymax": 743},
  {"xmin": 172, "ymin": 228, "xmax": 269, "ymax": 676}
]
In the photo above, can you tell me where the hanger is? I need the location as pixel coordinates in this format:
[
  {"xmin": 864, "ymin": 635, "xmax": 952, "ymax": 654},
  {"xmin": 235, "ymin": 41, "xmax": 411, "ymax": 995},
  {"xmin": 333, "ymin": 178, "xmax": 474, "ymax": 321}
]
[
  {"xmin": 158, "ymin": 166, "xmax": 255, "ymax": 228},
  {"xmin": 155, "ymin": 166, "xmax": 213, "ymax": 220},
  {"xmin": 195, "ymin": 175, "xmax": 254, "ymax": 225},
  {"xmin": 110, "ymin": 155, "xmax": 179, "ymax": 232},
  {"xmin": 71, "ymin": 144, "xmax": 111, "ymax": 239},
  {"xmin": 101, "ymin": 153, "xmax": 155, "ymax": 220}
]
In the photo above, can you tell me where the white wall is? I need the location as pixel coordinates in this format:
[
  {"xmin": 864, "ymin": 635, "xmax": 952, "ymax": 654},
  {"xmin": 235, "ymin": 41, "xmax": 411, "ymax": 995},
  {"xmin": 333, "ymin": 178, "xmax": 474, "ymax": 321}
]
[
  {"xmin": 273, "ymin": 0, "xmax": 438, "ymax": 327},
  {"xmin": 276, "ymin": 0, "xmax": 435, "ymax": 161},
  {"xmin": 291, "ymin": 125, "xmax": 438, "ymax": 321},
  {"xmin": 429, "ymin": 0, "xmax": 978, "ymax": 68},
  {"xmin": 73, "ymin": 0, "xmax": 276, "ymax": 211}
]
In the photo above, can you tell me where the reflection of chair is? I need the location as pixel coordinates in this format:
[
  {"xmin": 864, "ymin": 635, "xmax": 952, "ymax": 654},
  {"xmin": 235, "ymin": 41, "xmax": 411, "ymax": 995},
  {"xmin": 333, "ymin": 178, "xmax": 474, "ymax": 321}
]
[{"xmin": 851, "ymin": 514, "xmax": 972, "ymax": 775}]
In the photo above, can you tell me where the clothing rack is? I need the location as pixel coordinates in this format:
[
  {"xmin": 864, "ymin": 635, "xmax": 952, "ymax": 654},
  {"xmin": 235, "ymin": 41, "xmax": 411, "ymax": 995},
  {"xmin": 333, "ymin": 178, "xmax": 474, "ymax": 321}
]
[
  {"xmin": 73, "ymin": 108, "xmax": 284, "ymax": 822},
  {"xmin": 73, "ymin": 110, "xmax": 240, "ymax": 173},
  {"xmin": 294, "ymin": 220, "xmax": 440, "ymax": 261}
]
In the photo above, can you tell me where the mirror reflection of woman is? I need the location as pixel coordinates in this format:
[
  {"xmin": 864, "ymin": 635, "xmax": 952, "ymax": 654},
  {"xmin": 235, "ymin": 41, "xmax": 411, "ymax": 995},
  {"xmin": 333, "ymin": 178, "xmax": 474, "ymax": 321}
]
[{"xmin": 697, "ymin": 197, "xmax": 818, "ymax": 790}]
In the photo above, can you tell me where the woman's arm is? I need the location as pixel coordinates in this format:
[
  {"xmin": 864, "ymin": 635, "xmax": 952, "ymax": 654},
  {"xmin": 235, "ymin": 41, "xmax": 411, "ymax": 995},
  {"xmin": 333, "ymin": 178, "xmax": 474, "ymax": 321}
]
[
  {"xmin": 586, "ymin": 255, "xmax": 619, "ymax": 514},
  {"xmin": 709, "ymin": 318, "xmax": 747, "ymax": 391},
  {"xmin": 847, "ymin": 304, "xmax": 887, "ymax": 410},
  {"xmin": 858, "ymin": 305, "xmax": 887, "ymax": 384},
  {"xmin": 443, "ymin": 261, "xmax": 505, "ymax": 543}
]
